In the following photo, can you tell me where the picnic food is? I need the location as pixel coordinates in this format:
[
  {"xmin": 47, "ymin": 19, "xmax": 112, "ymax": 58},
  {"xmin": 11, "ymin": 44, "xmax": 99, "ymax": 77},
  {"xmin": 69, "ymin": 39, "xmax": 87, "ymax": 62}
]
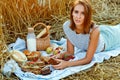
[
  {"xmin": 27, "ymin": 51, "xmax": 41, "ymax": 61},
  {"xmin": 20, "ymin": 50, "xmax": 61, "ymax": 75},
  {"xmin": 23, "ymin": 50, "xmax": 41, "ymax": 61},
  {"xmin": 53, "ymin": 46, "xmax": 63, "ymax": 55},
  {"xmin": 41, "ymin": 66, "xmax": 51, "ymax": 75},
  {"xmin": 62, "ymin": 54, "xmax": 75, "ymax": 61},
  {"xmin": 48, "ymin": 58, "xmax": 60, "ymax": 65},
  {"xmin": 53, "ymin": 49, "xmax": 60, "ymax": 55},
  {"xmin": 23, "ymin": 50, "xmax": 31, "ymax": 56},
  {"xmin": 20, "ymin": 60, "xmax": 52, "ymax": 75},
  {"xmin": 40, "ymin": 56, "xmax": 60, "ymax": 65},
  {"xmin": 21, "ymin": 61, "xmax": 45, "ymax": 67},
  {"xmin": 40, "ymin": 56, "xmax": 50, "ymax": 64},
  {"xmin": 21, "ymin": 61, "xmax": 45, "ymax": 74},
  {"xmin": 46, "ymin": 47, "xmax": 53, "ymax": 54},
  {"xmin": 10, "ymin": 50, "xmax": 27, "ymax": 63}
]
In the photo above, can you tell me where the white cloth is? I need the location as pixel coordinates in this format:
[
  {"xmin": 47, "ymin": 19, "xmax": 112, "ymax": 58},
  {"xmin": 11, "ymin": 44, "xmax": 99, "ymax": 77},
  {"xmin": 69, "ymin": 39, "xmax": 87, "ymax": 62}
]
[{"xmin": 2, "ymin": 37, "xmax": 120, "ymax": 80}]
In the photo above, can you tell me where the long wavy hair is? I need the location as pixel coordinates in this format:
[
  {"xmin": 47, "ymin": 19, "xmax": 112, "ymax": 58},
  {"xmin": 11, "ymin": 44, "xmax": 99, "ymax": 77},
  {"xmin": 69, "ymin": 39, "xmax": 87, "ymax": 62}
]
[{"xmin": 70, "ymin": 0, "xmax": 93, "ymax": 34}]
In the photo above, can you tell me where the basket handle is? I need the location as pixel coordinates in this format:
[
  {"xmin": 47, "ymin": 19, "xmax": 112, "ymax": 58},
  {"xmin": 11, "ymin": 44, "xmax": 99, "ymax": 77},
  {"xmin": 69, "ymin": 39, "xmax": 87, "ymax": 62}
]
[
  {"xmin": 33, "ymin": 22, "xmax": 49, "ymax": 34},
  {"xmin": 33, "ymin": 22, "xmax": 50, "ymax": 38}
]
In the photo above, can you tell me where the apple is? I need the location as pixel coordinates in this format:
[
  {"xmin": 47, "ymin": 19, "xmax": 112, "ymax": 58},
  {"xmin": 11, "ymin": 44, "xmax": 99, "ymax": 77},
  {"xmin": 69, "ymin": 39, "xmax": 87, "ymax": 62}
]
[
  {"xmin": 53, "ymin": 49, "xmax": 60, "ymax": 55},
  {"xmin": 46, "ymin": 47, "xmax": 53, "ymax": 54},
  {"xmin": 63, "ymin": 54, "xmax": 75, "ymax": 61}
]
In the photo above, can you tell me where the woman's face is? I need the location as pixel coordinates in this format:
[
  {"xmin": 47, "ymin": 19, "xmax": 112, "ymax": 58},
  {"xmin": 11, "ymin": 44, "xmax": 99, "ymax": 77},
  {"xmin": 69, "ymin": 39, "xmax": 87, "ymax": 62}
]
[{"xmin": 72, "ymin": 4, "xmax": 85, "ymax": 28}]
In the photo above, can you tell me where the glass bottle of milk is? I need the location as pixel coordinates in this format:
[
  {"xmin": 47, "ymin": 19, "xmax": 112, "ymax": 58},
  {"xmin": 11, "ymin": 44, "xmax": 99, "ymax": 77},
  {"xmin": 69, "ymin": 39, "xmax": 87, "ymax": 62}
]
[{"xmin": 27, "ymin": 28, "xmax": 36, "ymax": 51}]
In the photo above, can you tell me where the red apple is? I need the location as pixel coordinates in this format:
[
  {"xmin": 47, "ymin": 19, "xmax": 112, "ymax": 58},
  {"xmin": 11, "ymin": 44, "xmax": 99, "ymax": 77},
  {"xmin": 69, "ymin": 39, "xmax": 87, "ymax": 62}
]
[
  {"xmin": 63, "ymin": 54, "xmax": 75, "ymax": 61},
  {"xmin": 53, "ymin": 50, "xmax": 60, "ymax": 55}
]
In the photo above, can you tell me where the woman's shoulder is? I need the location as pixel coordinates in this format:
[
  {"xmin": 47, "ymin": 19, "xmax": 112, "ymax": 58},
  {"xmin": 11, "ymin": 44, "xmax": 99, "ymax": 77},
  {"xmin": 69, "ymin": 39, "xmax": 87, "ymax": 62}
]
[
  {"xmin": 63, "ymin": 20, "xmax": 72, "ymax": 33},
  {"xmin": 90, "ymin": 24, "xmax": 100, "ymax": 35},
  {"xmin": 62, "ymin": 20, "xmax": 75, "ymax": 37},
  {"xmin": 63, "ymin": 20, "xmax": 70, "ymax": 28}
]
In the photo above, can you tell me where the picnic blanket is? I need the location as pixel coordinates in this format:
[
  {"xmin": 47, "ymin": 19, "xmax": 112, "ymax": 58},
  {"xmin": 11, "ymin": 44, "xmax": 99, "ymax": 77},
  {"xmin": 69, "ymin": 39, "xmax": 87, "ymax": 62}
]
[{"xmin": 2, "ymin": 37, "xmax": 120, "ymax": 80}]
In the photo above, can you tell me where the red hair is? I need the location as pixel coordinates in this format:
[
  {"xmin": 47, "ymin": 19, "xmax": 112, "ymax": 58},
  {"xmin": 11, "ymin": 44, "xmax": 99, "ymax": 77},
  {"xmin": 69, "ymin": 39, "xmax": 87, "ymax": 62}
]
[{"xmin": 70, "ymin": 0, "xmax": 93, "ymax": 34}]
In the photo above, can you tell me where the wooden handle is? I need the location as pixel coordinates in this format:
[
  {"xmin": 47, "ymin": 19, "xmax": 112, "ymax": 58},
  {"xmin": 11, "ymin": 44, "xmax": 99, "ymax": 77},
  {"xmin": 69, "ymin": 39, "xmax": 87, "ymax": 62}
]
[
  {"xmin": 33, "ymin": 22, "xmax": 50, "ymax": 38},
  {"xmin": 33, "ymin": 23, "xmax": 48, "ymax": 32}
]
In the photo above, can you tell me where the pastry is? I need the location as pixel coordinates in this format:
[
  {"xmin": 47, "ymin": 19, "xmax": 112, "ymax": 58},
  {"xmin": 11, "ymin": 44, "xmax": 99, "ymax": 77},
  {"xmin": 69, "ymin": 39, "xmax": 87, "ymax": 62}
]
[
  {"xmin": 20, "ymin": 61, "xmax": 45, "ymax": 74},
  {"xmin": 23, "ymin": 50, "xmax": 31, "ymax": 56},
  {"xmin": 10, "ymin": 50, "xmax": 27, "ymax": 63},
  {"xmin": 27, "ymin": 51, "xmax": 41, "ymax": 61},
  {"xmin": 41, "ymin": 66, "xmax": 51, "ymax": 75},
  {"xmin": 48, "ymin": 58, "xmax": 60, "ymax": 65},
  {"xmin": 62, "ymin": 54, "xmax": 75, "ymax": 61},
  {"xmin": 26, "ymin": 61, "xmax": 45, "ymax": 67},
  {"xmin": 40, "ymin": 56, "xmax": 50, "ymax": 64},
  {"xmin": 21, "ymin": 66, "xmax": 42, "ymax": 74}
]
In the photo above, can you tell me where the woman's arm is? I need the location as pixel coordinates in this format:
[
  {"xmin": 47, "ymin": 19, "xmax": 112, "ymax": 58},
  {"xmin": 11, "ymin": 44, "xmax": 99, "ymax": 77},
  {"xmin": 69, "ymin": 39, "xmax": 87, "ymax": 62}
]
[
  {"xmin": 61, "ymin": 38, "xmax": 74, "ymax": 56},
  {"xmin": 67, "ymin": 28, "xmax": 100, "ymax": 67},
  {"xmin": 53, "ymin": 28, "xmax": 100, "ymax": 69}
]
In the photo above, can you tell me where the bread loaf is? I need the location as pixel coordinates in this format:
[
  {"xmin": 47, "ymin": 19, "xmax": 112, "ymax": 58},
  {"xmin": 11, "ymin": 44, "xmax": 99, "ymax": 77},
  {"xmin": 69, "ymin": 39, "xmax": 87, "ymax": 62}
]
[
  {"xmin": 36, "ymin": 26, "xmax": 51, "ymax": 38},
  {"xmin": 10, "ymin": 50, "xmax": 27, "ymax": 63},
  {"xmin": 41, "ymin": 66, "xmax": 51, "ymax": 75},
  {"xmin": 48, "ymin": 58, "xmax": 60, "ymax": 65}
]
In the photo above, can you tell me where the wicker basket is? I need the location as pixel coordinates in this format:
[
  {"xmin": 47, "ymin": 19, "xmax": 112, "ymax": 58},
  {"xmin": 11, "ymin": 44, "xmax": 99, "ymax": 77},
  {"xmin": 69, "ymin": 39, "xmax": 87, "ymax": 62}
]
[{"xmin": 33, "ymin": 23, "xmax": 50, "ymax": 51}]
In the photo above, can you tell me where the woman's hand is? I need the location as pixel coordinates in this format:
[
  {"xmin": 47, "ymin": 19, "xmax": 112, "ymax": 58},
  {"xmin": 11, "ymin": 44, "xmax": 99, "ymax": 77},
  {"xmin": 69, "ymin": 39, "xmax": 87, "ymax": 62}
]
[{"xmin": 52, "ymin": 59, "xmax": 69, "ymax": 70}]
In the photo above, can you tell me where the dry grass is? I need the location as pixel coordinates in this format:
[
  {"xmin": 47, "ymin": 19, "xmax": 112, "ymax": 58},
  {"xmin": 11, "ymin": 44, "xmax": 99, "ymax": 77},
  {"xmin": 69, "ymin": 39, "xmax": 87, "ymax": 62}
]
[
  {"xmin": 1, "ymin": 0, "xmax": 72, "ymax": 43},
  {"xmin": 0, "ymin": 0, "xmax": 120, "ymax": 80},
  {"xmin": 92, "ymin": 0, "xmax": 120, "ymax": 25}
]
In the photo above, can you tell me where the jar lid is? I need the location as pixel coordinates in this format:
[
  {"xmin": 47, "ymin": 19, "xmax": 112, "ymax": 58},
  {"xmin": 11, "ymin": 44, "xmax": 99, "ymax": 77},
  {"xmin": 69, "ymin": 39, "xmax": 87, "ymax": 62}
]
[{"xmin": 28, "ymin": 28, "xmax": 34, "ymax": 33}]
